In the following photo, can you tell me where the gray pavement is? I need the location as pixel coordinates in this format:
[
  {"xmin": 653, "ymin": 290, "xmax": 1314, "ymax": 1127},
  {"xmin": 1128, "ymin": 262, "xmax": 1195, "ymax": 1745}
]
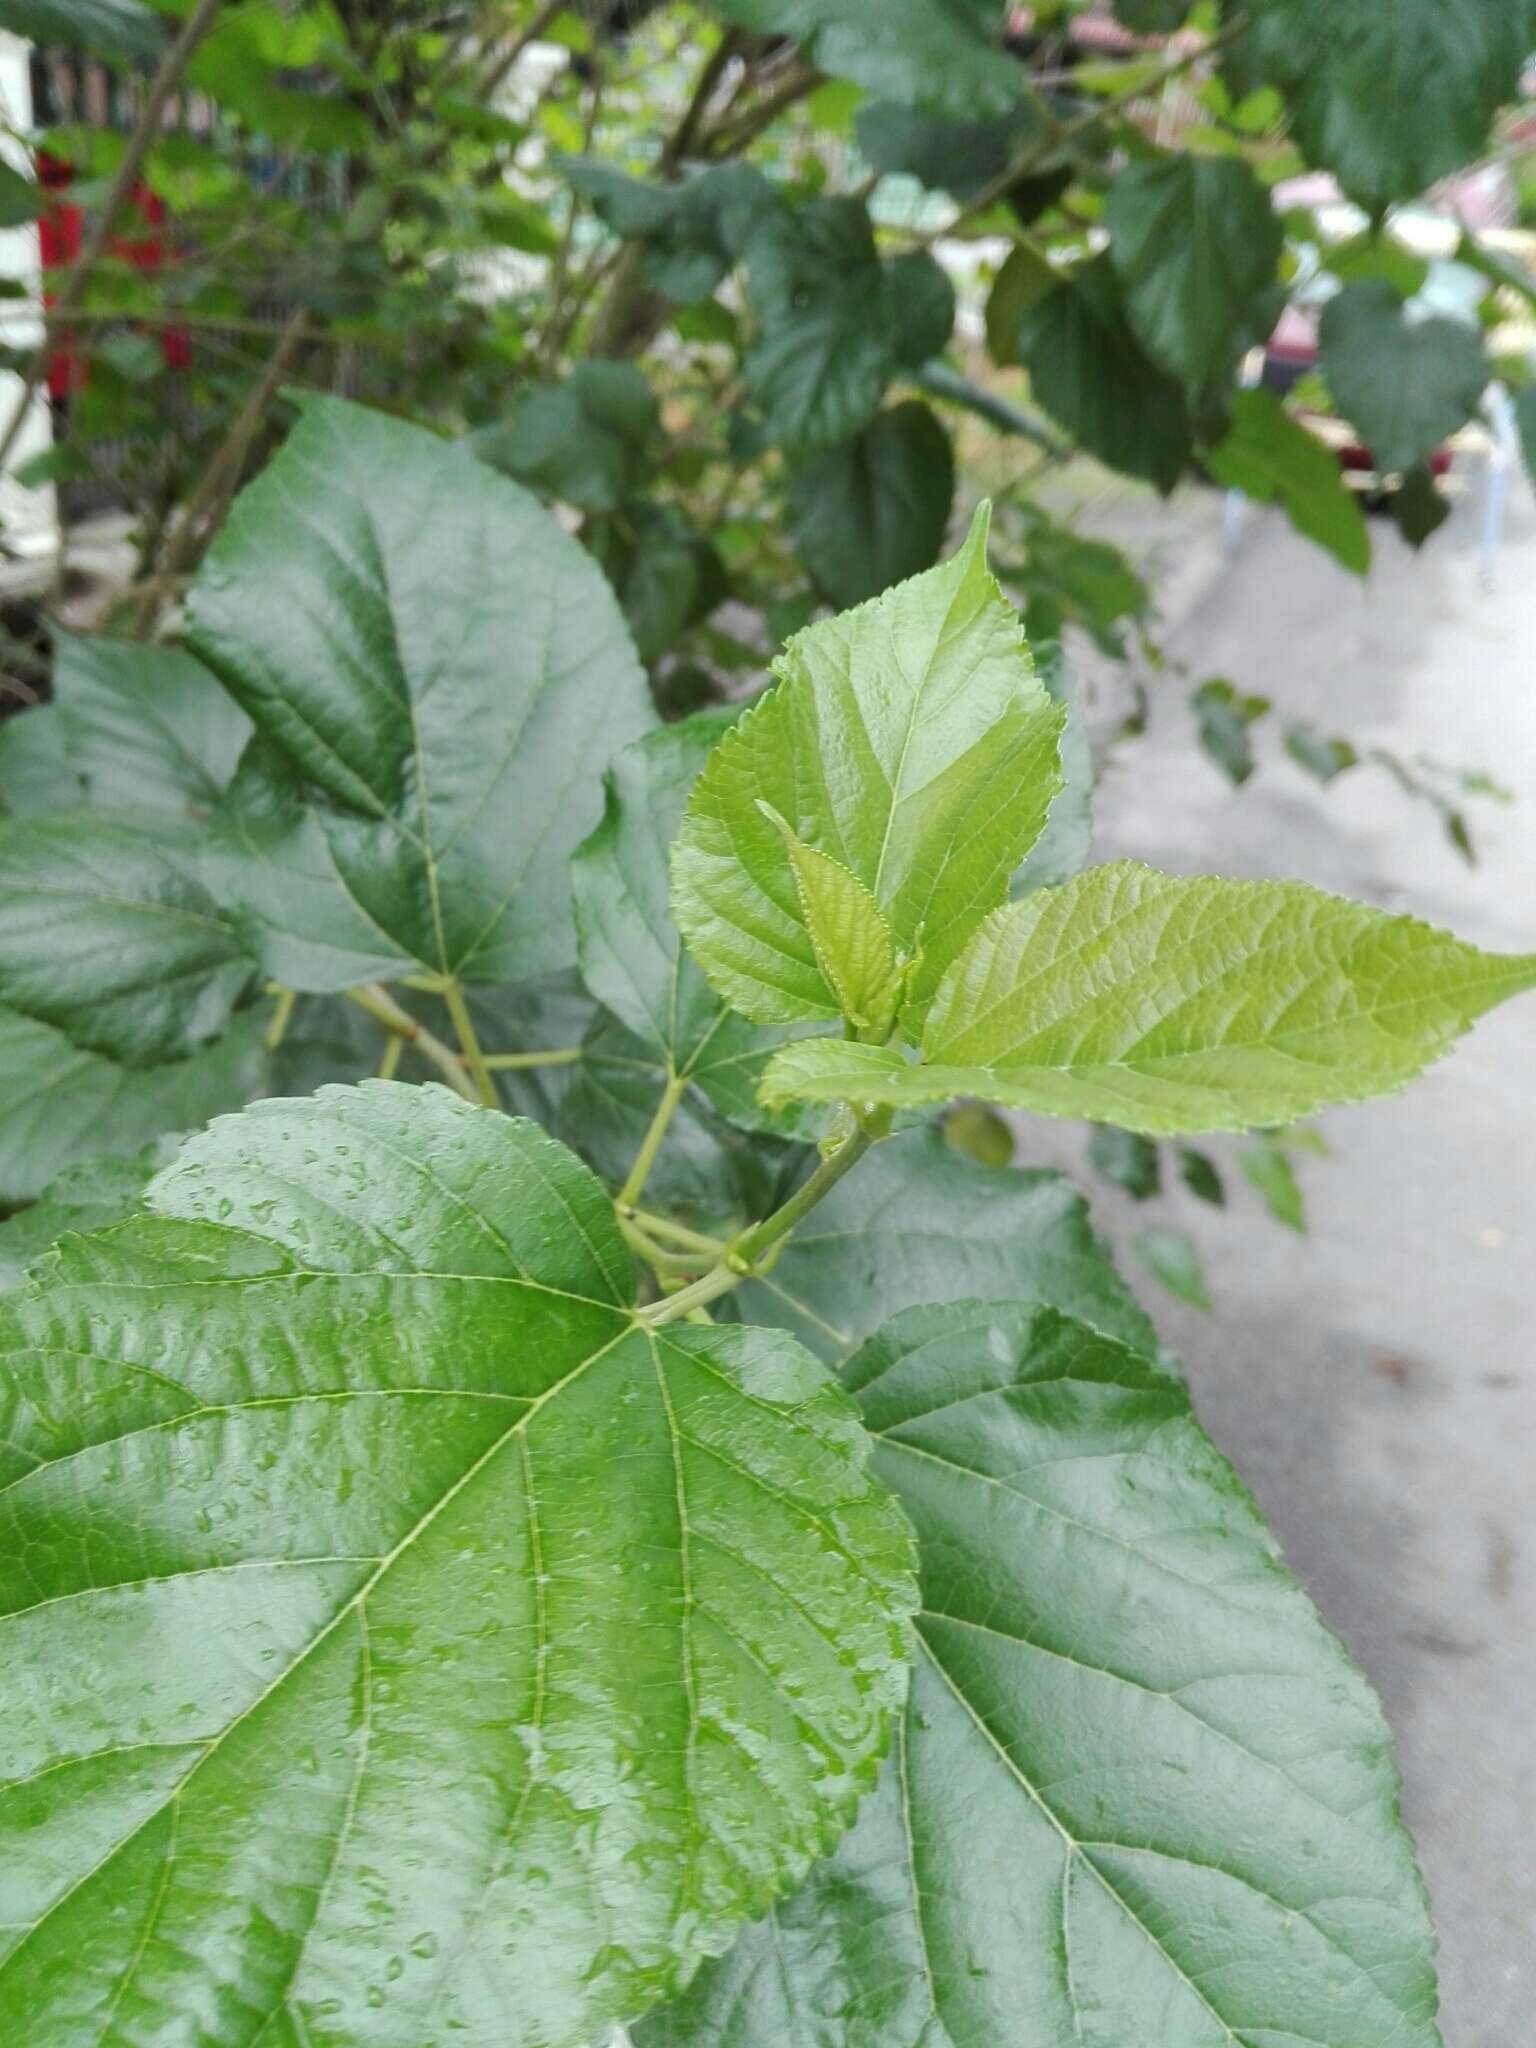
[{"xmin": 1022, "ymin": 478, "xmax": 1536, "ymax": 2045}]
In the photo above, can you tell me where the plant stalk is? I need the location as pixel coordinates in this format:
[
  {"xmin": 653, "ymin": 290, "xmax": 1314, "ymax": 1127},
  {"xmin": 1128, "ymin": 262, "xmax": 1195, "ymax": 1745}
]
[
  {"xmin": 343, "ymin": 983, "xmax": 478, "ymax": 1102},
  {"xmin": 481, "ymin": 1046, "xmax": 583, "ymax": 1070},
  {"xmin": 440, "ymin": 978, "xmax": 499, "ymax": 1108},
  {"xmin": 618, "ymin": 1071, "xmax": 688, "ymax": 1208}
]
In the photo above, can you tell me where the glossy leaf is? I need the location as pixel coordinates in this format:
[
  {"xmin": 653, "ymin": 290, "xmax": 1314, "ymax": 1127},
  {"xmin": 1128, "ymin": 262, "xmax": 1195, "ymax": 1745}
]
[
  {"xmin": 0, "ymin": 1084, "xmax": 916, "ymax": 2046},
  {"xmin": 1236, "ymin": 0, "xmax": 1528, "ymax": 212},
  {"xmin": 185, "ymin": 396, "xmax": 653, "ymax": 992},
  {"xmin": 788, "ymin": 402, "xmax": 955, "ymax": 608},
  {"xmin": 1318, "ymin": 280, "xmax": 1488, "ymax": 478},
  {"xmin": 1203, "ymin": 388, "xmax": 1371, "ymax": 576},
  {"xmin": 0, "ymin": 1140, "xmax": 170, "ymax": 1293},
  {"xmin": 570, "ymin": 717, "xmax": 806, "ymax": 1136},
  {"xmin": 711, "ymin": 0, "xmax": 1026, "ymax": 119},
  {"xmin": 0, "ymin": 1003, "xmax": 266, "ymax": 1207},
  {"xmin": 1018, "ymin": 256, "xmax": 1194, "ymax": 493},
  {"xmin": 736, "ymin": 1125, "xmax": 1154, "ymax": 1361},
  {"xmin": 0, "ymin": 812, "xmax": 253, "ymax": 1065},
  {"xmin": 758, "ymin": 860, "xmax": 1536, "ymax": 1133},
  {"xmin": 1107, "ymin": 155, "xmax": 1283, "ymax": 390},
  {"xmin": 643, "ymin": 1301, "xmax": 1438, "ymax": 2048},
  {"xmin": 47, "ymin": 631, "xmax": 251, "ymax": 814},
  {"xmin": 672, "ymin": 506, "xmax": 1065, "ymax": 1030}
]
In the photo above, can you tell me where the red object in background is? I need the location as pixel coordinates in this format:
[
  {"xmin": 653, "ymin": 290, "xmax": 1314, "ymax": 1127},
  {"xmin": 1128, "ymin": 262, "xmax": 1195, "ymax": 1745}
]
[{"xmin": 35, "ymin": 149, "xmax": 190, "ymax": 399}]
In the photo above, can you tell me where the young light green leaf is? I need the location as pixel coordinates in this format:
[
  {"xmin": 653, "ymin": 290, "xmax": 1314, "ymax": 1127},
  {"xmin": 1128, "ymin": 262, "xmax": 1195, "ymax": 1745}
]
[
  {"xmin": 1239, "ymin": 1133, "xmax": 1308, "ymax": 1231},
  {"xmin": 1012, "ymin": 643, "xmax": 1094, "ymax": 895},
  {"xmin": 0, "ymin": 812, "xmax": 254, "ymax": 1065},
  {"xmin": 736, "ymin": 1125, "xmax": 1154, "ymax": 1361},
  {"xmin": 758, "ymin": 860, "xmax": 1536, "ymax": 1134},
  {"xmin": 642, "ymin": 1302, "xmax": 1439, "ymax": 2048},
  {"xmin": 1318, "ymin": 280, "xmax": 1488, "ymax": 479},
  {"xmin": 1204, "ymin": 389, "xmax": 1372, "ymax": 577},
  {"xmin": 761, "ymin": 804, "xmax": 905, "ymax": 1036},
  {"xmin": 671, "ymin": 505, "xmax": 1065, "ymax": 1030},
  {"xmin": 1107, "ymin": 155, "xmax": 1283, "ymax": 390},
  {"xmin": 1132, "ymin": 1223, "xmax": 1212, "ymax": 1310},
  {"xmin": 788, "ymin": 401, "xmax": 955, "ymax": 609},
  {"xmin": 0, "ymin": 1083, "xmax": 916, "ymax": 2047},
  {"xmin": 185, "ymin": 396, "xmax": 654, "ymax": 993},
  {"xmin": 0, "ymin": 1002, "xmax": 266, "ymax": 1207},
  {"xmin": 570, "ymin": 717, "xmax": 808, "ymax": 1138}
]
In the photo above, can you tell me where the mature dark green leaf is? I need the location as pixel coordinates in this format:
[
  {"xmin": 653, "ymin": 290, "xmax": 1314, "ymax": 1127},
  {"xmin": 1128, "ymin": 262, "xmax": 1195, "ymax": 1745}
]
[
  {"xmin": 1132, "ymin": 1223, "xmax": 1212, "ymax": 1309},
  {"xmin": 5, "ymin": 0, "xmax": 163, "ymax": 58},
  {"xmin": 985, "ymin": 243, "xmax": 1059, "ymax": 367},
  {"xmin": 759, "ymin": 860, "xmax": 1536, "ymax": 1133},
  {"xmin": 646, "ymin": 1301, "xmax": 1440, "ymax": 2048},
  {"xmin": 743, "ymin": 203, "xmax": 952, "ymax": 449},
  {"xmin": 561, "ymin": 159, "xmax": 772, "ymax": 302},
  {"xmin": 482, "ymin": 362, "xmax": 658, "ymax": 513},
  {"xmin": 0, "ymin": 706, "xmax": 83, "ymax": 818},
  {"xmin": 1178, "ymin": 1143, "xmax": 1225, "ymax": 1205},
  {"xmin": 711, "ymin": 0, "xmax": 1026, "ymax": 119},
  {"xmin": 1107, "ymin": 156, "xmax": 1282, "ymax": 389},
  {"xmin": 1018, "ymin": 256, "xmax": 1194, "ymax": 493},
  {"xmin": 1392, "ymin": 463, "xmax": 1453, "ymax": 548},
  {"xmin": 571, "ymin": 717, "xmax": 806, "ymax": 1136},
  {"xmin": 1204, "ymin": 389, "xmax": 1371, "ymax": 576},
  {"xmin": 0, "ymin": 1139, "xmax": 171, "ymax": 1293},
  {"xmin": 186, "ymin": 397, "xmax": 654, "ymax": 991},
  {"xmin": 0, "ymin": 812, "xmax": 253, "ymax": 1065},
  {"xmin": 187, "ymin": 5, "xmax": 370, "ymax": 152},
  {"xmin": 788, "ymin": 402, "xmax": 955, "ymax": 608},
  {"xmin": 1193, "ymin": 677, "xmax": 1270, "ymax": 786},
  {"xmin": 1318, "ymin": 280, "xmax": 1488, "ymax": 478},
  {"xmin": 0, "ymin": 1085, "xmax": 917, "ymax": 2047},
  {"xmin": 1007, "ymin": 512, "xmax": 1149, "ymax": 653},
  {"xmin": 1088, "ymin": 1124, "xmax": 1161, "ymax": 1200},
  {"xmin": 1235, "ymin": 0, "xmax": 1528, "ymax": 212},
  {"xmin": 1113, "ymin": 0, "xmax": 1191, "ymax": 25},
  {"xmin": 673, "ymin": 506, "xmax": 1064, "ymax": 1029},
  {"xmin": 43, "ymin": 632, "xmax": 251, "ymax": 815},
  {"xmin": 0, "ymin": 1003, "xmax": 265, "ymax": 1207},
  {"xmin": 587, "ymin": 501, "xmax": 726, "ymax": 662},
  {"xmin": 737, "ymin": 1126, "xmax": 1154, "ymax": 1359},
  {"xmin": 1239, "ymin": 1133, "xmax": 1307, "ymax": 1231},
  {"xmin": 855, "ymin": 100, "xmax": 1043, "ymax": 201}
]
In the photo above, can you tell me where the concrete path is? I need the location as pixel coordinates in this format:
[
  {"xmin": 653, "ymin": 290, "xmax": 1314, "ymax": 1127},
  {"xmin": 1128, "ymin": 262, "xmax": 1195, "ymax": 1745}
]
[{"xmin": 1027, "ymin": 480, "xmax": 1536, "ymax": 2044}]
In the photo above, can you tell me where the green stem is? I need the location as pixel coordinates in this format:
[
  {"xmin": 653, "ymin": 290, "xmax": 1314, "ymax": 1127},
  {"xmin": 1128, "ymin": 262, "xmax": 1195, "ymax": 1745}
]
[
  {"xmin": 263, "ymin": 984, "xmax": 297, "ymax": 1053},
  {"xmin": 343, "ymin": 983, "xmax": 477, "ymax": 1102},
  {"xmin": 481, "ymin": 1046, "xmax": 583, "ymax": 1070},
  {"xmin": 441, "ymin": 978, "xmax": 498, "ymax": 1108},
  {"xmin": 622, "ymin": 1207, "xmax": 726, "ymax": 1257},
  {"xmin": 641, "ymin": 1119, "xmax": 883, "ymax": 1329},
  {"xmin": 618, "ymin": 1071, "xmax": 687, "ymax": 1209},
  {"xmin": 378, "ymin": 1032, "xmax": 404, "ymax": 1080},
  {"xmin": 618, "ymin": 1215, "xmax": 709, "ymax": 1276}
]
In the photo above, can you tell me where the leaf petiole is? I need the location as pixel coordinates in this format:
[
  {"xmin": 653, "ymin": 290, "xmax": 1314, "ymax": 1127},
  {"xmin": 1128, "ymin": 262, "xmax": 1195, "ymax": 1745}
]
[
  {"xmin": 440, "ymin": 977, "xmax": 499, "ymax": 1109},
  {"xmin": 617, "ymin": 1070, "xmax": 688, "ymax": 1208},
  {"xmin": 342, "ymin": 983, "xmax": 479, "ymax": 1104},
  {"xmin": 481, "ymin": 1046, "xmax": 583, "ymax": 1070}
]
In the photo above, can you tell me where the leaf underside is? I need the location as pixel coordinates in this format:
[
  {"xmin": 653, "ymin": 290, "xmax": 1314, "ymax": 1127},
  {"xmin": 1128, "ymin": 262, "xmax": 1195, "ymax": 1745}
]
[
  {"xmin": 0, "ymin": 1084, "xmax": 916, "ymax": 2048},
  {"xmin": 641, "ymin": 1301, "xmax": 1440, "ymax": 2048}
]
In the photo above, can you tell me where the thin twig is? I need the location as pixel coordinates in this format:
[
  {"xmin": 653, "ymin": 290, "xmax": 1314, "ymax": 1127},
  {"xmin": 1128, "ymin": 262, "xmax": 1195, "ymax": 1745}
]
[{"xmin": 343, "ymin": 983, "xmax": 478, "ymax": 1102}]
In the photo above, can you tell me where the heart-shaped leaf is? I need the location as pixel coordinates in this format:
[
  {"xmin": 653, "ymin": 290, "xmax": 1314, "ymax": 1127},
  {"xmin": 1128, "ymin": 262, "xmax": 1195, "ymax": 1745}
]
[
  {"xmin": 0, "ymin": 1083, "xmax": 916, "ymax": 2047},
  {"xmin": 672, "ymin": 506, "xmax": 1064, "ymax": 1031},
  {"xmin": 641, "ymin": 1301, "xmax": 1440, "ymax": 2048},
  {"xmin": 185, "ymin": 396, "xmax": 655, "ymax": 993},
  {"xmin": 1318, "ymin": 280, "xmax": 1488, "ymax": 478},
  {"xmin": 759, "ymin": 861, "xmax": 1536, "ymax": 1134}
]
